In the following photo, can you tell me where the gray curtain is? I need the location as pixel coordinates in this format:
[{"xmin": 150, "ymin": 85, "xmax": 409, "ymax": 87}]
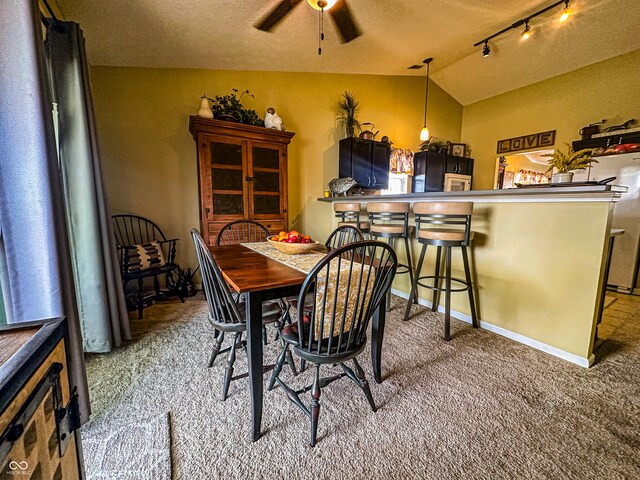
[
  {"xmin": 46, "ymin": 21, "xmax": 130, "ymax": 352},
  {"xmin": 0, "ymin": 0, "xmax": 89, "ymax": 420}
]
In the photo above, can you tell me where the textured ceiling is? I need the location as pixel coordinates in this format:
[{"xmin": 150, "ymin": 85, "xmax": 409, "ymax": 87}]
[{"xmin": 56, "ymin": 0, "xmax": 640, "ymax": 105}]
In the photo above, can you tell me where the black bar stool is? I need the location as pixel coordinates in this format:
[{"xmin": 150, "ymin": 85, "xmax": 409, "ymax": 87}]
[
  {"xmin": 334, "ymin": 202, "xmax": 370, "ymax": 235},
  {"xmin": 403, "ymin": 202, "xmax": 478, "ymax": 340},
  {"xmin": 367, "ymin": 202, "xmax": 416, "ymax": 311}
]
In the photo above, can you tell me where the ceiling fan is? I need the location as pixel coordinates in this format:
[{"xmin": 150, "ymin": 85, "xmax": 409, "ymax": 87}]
[{"xmin": 254, "ymin": 0, "xmax": 362, "ymax": 45}]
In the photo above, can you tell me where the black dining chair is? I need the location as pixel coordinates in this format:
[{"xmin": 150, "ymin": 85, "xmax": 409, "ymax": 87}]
[
  {"xmin": 293, "ymin": 224, "xmax": 366, "ymax": 373},
  {"xmin": 269, "ymin": 240, "xmax": 398, "ymax": 446},
  {"xmin": 216, "ymin": 220, "xmax": 270, "ymax": 245},
  {"xmin": 192, "ymin": 228, "xmax": 297, "ymax": 400},
  {"xmin": 216, "ymin": 220, "xmax": 289, "ymax": 347},
  {"xmin": 325, "ymin": 224, "xmax": 365, "ymax": 250},
  {"xmin": 112, "ymin": 214, "xmax": 184, "ymax": 319}
]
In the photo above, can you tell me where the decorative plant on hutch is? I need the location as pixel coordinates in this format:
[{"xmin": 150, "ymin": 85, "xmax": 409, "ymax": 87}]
[
  {"xmin": 336, "ymin": 91, "xmax": 361, "ymax": 138},
  {"xmin": 209, "ymin": 89, "xmax": 264, "ymax": 126},
  {"xmin": 542, "ymin": 143, "xmax": 596, "ymax": 183}
]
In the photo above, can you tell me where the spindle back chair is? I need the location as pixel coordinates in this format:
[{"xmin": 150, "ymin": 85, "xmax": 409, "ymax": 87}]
[
  {"xmin": 192, "ymin": 228, "xmax": 291, "ymax": 399},
  {"xmin": 269, "ymin": 240, "xmax": 397, "ymax": 446},
  {"xmin": 216, "ymin": 220, "xmax": 270, "ymax": 246},
  {"xmin": 111, "ymin": 214, "xmax": 182, "ymax": 318}
]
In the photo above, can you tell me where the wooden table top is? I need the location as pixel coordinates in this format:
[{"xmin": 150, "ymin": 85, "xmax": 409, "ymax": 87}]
[
  {"xmin": 0, "ymin": 326, "xmax": 40, "ymax": 368},
  {"xmin": 209, "ymin": 244, "xmax": 309, "ymax": 293}
]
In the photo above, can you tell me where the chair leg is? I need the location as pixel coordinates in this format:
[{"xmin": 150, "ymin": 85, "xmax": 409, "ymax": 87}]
[
  {"xmin": 268, "ymin": 342, "xmax": 290, "ymax": 391},
  {"xmin": 208, "ymin": 331, "xmax": 225, "ymax": 367},
  {"xmin": 153, "ymin": 275, "xmax": 160, "ymax": 296},
  {"xmin": 285, "ymin": 349, "xmax": 298, "ymax": 376},
  {"xmin": 386, "ymin": 237, "xmax": 394, "ymax": 312},
  {"xmin": 404, "ymin": 243, "xmax": 427, "ymax": 322},
  {"xmin": 444, "ymin": 247, "xmax": 452, "ymax": 341},
  {"xmin": 262, "ymin": 326, "xmax": 268, "ymax": 346},
  {"xmin": 137, "ymin": 278, "xmax": 144, "ymax": 319},
  {"xmin": 432, "ymin": 246, "xmax": 442, "ymax": 312},
  {"xmin": 300, "ymin": 359, "xmax": 307, "ymax": 373},
  {"xmin": 310, "ymin": 364, "xmax": 321, "ymax": 447},
  {"xmin": 222, "ymin": 332, "xmax": 239, "ymax": 401},
  {"xmin": 404, "ymin": 236, "xmax": 417, "ymax": 304},
  {"xmin": 353, "ymin": 358, "xmax": 376, "ymax": 412},
  {"xmin": 462, "ymin": 246, "xmax": 479, "ymax": 328}
]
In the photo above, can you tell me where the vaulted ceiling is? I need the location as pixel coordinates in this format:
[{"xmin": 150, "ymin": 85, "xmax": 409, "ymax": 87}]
[{"xmin": 56, "ymin": 0, "xmax": 640, "ymax": 105}]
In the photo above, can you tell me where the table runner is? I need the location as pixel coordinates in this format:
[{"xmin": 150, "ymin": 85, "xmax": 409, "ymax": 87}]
[
  {"xmin": 241, "ymin": 242, "xmax": 327, "ymax": 274},
  {"xmin": 242, "ymin": 242, "xmax": 375, "ymax": 338}
]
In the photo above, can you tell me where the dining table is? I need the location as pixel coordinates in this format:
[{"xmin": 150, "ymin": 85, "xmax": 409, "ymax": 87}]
[{"xmin": 208, "ymin": 242, "xmax": 388, "ymax": 442}]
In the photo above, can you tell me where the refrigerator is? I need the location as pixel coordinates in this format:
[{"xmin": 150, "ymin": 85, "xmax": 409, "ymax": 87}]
[{"xmin": 573, "ymin": 152, "xmax": 640, "ymax": 292}]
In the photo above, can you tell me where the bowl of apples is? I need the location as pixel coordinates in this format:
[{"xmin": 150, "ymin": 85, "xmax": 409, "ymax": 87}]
[{"xmin": 267, "ymin": 230, "xmax": 321, "ymax": 254}]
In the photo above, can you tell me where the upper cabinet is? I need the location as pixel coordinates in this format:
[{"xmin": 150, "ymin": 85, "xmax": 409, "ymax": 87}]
[
  {"xmin": 189, "ymin": 116, "xmax": 294, "ymax": 246},
  {"xmin": 339, "ymin": 137, "xmax": 391, "ymax": 189},
  {"xmin": 413, "ymin": 151, "xmax": 474, "ymax": 192}
]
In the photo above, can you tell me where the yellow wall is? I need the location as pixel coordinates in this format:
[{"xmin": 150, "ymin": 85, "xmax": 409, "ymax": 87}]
[
  {"xmin": 90, "ymin": 67, "xmax": 463, "ymax": 266},
  {"xmin": 462, "ymin": 49, "xmax": 640, "ymax": 190}
]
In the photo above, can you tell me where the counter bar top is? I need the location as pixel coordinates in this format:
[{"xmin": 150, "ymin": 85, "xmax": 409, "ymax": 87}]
[{"xmin": 318, "ymin": 185, "xmax": 628, "ymax": 204}]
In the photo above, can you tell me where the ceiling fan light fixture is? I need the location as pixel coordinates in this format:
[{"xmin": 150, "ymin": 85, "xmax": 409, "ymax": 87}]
[{"xmin": 308, "ymin": 0, "xmax": 338, "ymax": 10}]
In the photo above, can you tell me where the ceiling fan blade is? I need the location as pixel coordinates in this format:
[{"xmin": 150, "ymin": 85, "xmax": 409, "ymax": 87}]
[
  {"xmin": 254, "ymin": 0, "xmax": 305, "ymax": 32},
  {"xmin": 328, "ymin": 0, "xmax": 361, "ymax": 43}
]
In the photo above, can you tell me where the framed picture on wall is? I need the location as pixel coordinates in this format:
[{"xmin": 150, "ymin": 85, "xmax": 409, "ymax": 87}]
[{"xmin": 449, "ymin": 143, "xmax": 466, "ymax": 157}]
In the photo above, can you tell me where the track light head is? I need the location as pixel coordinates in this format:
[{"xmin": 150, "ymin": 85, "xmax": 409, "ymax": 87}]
[
  {"xmin": 559, "ymin": 1, "xmax": 571, "ymax": 22},
  {"xmin": 521, "ymin": 21, "xmax": 532, "ymax": 40},
  {"xmin": 482, "ymin": 42, "xmax": 491, "ymax": 57}
]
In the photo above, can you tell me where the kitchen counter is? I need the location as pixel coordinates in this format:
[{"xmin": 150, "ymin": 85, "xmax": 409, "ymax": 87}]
[
  {"xmin": 318, "ymin": 184, "xmax": 627, "ymax": 203},
  {"xmin": 319, "ymin": 185, "xmax": 626, "ymax": 367}
]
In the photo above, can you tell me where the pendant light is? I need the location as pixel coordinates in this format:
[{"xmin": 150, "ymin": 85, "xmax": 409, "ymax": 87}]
[{"xmin": 420, "ymin": 58, "xmax": 433, "ymax": 142}]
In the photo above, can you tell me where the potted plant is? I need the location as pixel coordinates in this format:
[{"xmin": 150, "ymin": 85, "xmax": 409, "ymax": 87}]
[
  {"xmin": 169, "ymin": 266, "xmax": 199, "ymax": 298},
  {"xmin": 336, "ymin": 91, "xmax": 361, "ymax": 138},
  {"xmin": 209, "ymin": 89, "xmax": 264, "ymax": 126},
  {"xmin": 542, "ymin": 143, "xmax": 596, "ymax": 183},
  {"xmin": 419, "ymin": 136, "xmax": 449, "ymax": 154}
]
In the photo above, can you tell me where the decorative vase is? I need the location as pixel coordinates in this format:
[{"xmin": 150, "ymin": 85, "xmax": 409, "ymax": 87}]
[
  {"xmin": 552, "ymin": 172, "xmax": 574, "ymax": 184},
  {"xmin": 197, "ymin": 96, "xmax": 213, "ymax": 118}
]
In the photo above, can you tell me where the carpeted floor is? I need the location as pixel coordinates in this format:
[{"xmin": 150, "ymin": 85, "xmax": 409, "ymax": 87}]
[{"xmin": 81, "ymin": 293, "xmax": 640, "ymax": 479}]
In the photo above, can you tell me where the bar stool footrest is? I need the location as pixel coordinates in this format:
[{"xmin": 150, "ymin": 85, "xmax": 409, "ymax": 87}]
[
  {"xmin": 396, "ymin": 264, "xmax": 412, "ymax": 275},
  {"xmin": 416, "ymin": 275, "xmax": 470, "ymax": 293}
]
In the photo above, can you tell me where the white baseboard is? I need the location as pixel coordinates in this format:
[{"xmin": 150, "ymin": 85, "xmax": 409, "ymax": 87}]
[{"xmin": 391, "ymin": 288, "xmax": 595, "ymax": 368}]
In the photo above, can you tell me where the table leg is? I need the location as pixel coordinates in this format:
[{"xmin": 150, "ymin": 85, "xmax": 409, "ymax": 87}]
[
  {"xmin": 245, "ymin": 291, "xmax": 263, "ymax": 442},
  {"xmin": 371, "ymin": 295, "xmax": 387, "ymax": 384}
]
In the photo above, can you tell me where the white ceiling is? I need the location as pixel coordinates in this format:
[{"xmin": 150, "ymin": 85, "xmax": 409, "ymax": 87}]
[{"xmin": 56, "ymin": 0, "xmax": 640, "ymax": 105}]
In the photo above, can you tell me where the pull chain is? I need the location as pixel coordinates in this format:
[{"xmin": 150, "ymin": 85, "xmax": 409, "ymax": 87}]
[{"xmin": 318, "ymin": 7, "xmax": 324, "ymax": 55}]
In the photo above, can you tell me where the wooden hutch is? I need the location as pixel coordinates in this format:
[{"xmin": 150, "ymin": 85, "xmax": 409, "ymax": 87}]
[{"xmin": 189, "ymin": 116, "xmax": 295, "ymax": 246}]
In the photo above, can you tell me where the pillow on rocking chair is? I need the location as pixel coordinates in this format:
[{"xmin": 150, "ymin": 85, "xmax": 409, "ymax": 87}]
[{"xmin": 124, "ymin": 241, "xmax": 167, "ymax": 273}]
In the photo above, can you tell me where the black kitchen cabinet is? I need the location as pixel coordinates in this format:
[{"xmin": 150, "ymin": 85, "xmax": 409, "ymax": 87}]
[
  {"xmin": 412, "ymin": 151, "xmax": 474, "ymax": 192},
  {"xmin": 446, "ymin": 155, "xmax": 474, "ymax": 175},
  {"xmin": 339, "ymin": 137, "xmax": 391, "ymax": 189}
]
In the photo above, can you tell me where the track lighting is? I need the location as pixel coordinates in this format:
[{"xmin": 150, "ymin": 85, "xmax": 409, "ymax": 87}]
[
  {"xmin": 559, "ymin": 1, "xmax": 571, "ymax": 22},
  {"xmin": 473, "ymin": 0, "xmax": 575, "ymax": 56}
]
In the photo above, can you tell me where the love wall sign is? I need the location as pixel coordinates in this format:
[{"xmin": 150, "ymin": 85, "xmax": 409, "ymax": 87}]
[{"xmin": 497, "ymin": 130, "xmax": 556, "ymax": 154}]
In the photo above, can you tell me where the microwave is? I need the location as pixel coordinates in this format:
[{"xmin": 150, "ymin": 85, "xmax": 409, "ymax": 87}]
[{"xmin": 444, "ymin": 173, "xmax": 472, "ymax": 192}]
